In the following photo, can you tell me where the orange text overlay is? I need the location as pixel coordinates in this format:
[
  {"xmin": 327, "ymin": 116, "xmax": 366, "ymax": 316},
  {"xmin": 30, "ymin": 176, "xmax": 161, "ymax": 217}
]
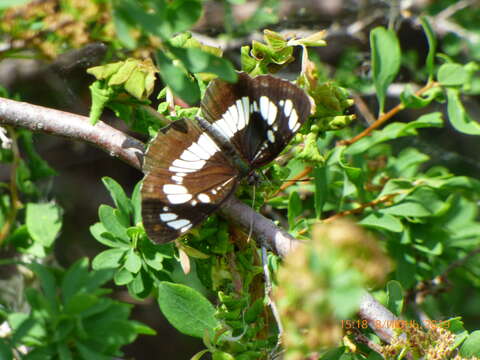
[{"xmin": 341, "ymin": 319, "xmax": 451, "ymax": 330}]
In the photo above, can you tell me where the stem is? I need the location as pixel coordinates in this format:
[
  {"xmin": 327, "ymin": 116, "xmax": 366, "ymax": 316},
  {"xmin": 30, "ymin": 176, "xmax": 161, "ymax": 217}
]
[
  {"xmin": 323, "ymin": 194, "xmax": 398, "ymax": 223},
  {"xmin": 340, "ymin": 82, "xmax": 438, "ymax": 146}
]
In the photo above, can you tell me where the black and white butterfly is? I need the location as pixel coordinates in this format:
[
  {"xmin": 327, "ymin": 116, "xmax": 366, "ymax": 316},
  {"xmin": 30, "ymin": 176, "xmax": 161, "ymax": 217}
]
[{"xmin": 141, "ymin": 72, "xmax": 311, "ymax": 243}]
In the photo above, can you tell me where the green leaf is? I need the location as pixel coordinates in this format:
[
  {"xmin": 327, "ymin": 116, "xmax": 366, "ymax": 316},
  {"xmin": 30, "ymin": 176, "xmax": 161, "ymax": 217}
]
[
  {"xmin": 131, "ymin": 181, "xmax": 142, "ymax": 225},
  {"xmin": 62, "ymin": 258, "xmax": 89, "ymax": 303},
  {"xmin": 90, "ymin": 223, "xmax": 126, "ymax": 248},
  {"xmin": 380, "ymin": 201, "xmax": 431, "ymax": 218},
  {"xmin": 88, "ymin": 81, "xmax": 115, "ymax": 124},
  {"xmin": 26, "ymin": 263, "xmax": 57, "ymax": 310},
  {"xmin": 26, "ymin": 202, "xmax": 62, "ymax": 247},
  {"xmin": 420, "ymin": 16, "xmax": 436, "ymax": 79},
  {"xmin": 386, "ymin": 281, "xmax": 403, "ymax": 316},
  {"xmin": 169, "ymin": 46, "xmax": 237, "ymax": 82},
  {"xmin": 155, "ymin": 51, "xmax": 200, "ymax": 105},
  {"xmin": 288, "ymin": 191, "xmax": 302, "ymax": 230},
  {"xmin": 98, "ymin": 205, "xmax": 129, "ymax": 242},
  {"xmin": 64, "ymin": 293, "xmax": 98, "ymax": 315},
  {"xmin": 438, "ymin": 63, "xmax": 468, "ymax": 86},
  {"xmin": 114, "ymin": 267, "xmax": 134, "ymax": 285},
  {"xmin": 320, "ymin": 347, "xmax": 346, "ymax": 360},
  {"xmin": 400, "ymin": 84, "xmax": 439, "ymax": 109},
  {"xmin": 76, "ymin": 342, "xmax": 111, "ymax": 360},
  {"xmin": 360, "ymin": 212, "xmax": 403, "ymax": 233},
  {"xmin": 313, "ymin": 166, "xmax": 327, "ymax": 218},
  {"xmin": 157, "ymin": 281, "xmax": 219, "ymax": 338},
  {"xmin": 92, "ymin": 248, "xmax": 126, "ymax": 270},
  {"xmin": 460, "ymin": 331, "xmax": 480, "ymax": 358},
  {"xmin": 114, "ymin": 0, "xmax": 202, "ymax": 39},
  {"xmin": 124, "ymin": 249, "xmax": 142, "ymax": 273},
  {"xmin": 370, "ymin": 27, "xmax": 401, "ymax": 114},
  {"xmin": 102, "ymin": 177, "xmax": 133, "ymax": 224},
  {"xmin": 446, "ymin": 88, "xmax": 480, "ymax": 135},
  {"xmin": 346, "ymin": 112, "xmax": 443, "ymax": 156}
]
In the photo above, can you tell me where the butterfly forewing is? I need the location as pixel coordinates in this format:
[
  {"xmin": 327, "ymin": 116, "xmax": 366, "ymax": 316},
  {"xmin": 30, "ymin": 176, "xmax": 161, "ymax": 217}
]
[
  {"xmin": 141, "ymin": 119, "xmax": 239, "ymax": 243},
  {"xmin": 201, "ymin": 72, "xmax": 311, "ymax": 169}
]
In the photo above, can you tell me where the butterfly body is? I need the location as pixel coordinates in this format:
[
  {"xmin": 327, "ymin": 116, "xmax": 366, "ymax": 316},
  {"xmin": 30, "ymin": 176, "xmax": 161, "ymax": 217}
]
[{"xmin": 141, "ymin": 73, "xmax": 311, "ymax": 243}]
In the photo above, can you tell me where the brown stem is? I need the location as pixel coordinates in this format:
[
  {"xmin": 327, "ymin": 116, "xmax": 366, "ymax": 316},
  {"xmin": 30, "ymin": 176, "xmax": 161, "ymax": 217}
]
[
  {"xmin": 0, "ymin": 97, "xmax": 145, "ymax": 170},
  {"xmin": 323, "ymin": 193, "xmax": 398, "ymax": 223},
  {"xmin": 340, "ymin": 82, "xmax": 438, "ymax": 146},
  {"xmin": 271, "ymin": 166, "xmax": 313, "ymax": 197}
]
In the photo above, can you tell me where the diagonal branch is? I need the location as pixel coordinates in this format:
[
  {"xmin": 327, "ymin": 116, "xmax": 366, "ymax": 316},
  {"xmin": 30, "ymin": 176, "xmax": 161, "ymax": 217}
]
[{"xmin": 0, "ymin": 96, "xmax": 300, "ymax": 256}]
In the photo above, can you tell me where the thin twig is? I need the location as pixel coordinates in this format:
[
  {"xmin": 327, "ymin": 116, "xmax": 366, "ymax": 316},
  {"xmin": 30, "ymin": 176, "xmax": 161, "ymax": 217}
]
[
  {"xmin": 0, "ymin": 97, "xmax": 145, "ymax": 170},
  {"xmin": 271, "ymin": 166, "xmax": 313, "ymax": 197},
  {"xmin": 323, "ymin": 193, "xmax": 398, "ymax": 223},
  {"xmin": 340, "ymin": 82, "xmax": 438, "ymax": 146}
]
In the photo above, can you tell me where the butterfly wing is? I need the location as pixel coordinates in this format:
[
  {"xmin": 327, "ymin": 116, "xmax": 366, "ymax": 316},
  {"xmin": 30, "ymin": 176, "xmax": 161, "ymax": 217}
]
[
  {"xmin": 201, "ymin": 72, "xmax": 311, "ymax": 169},
  {"xmin": 141, "ymin": 119, "xmax": 239, "ymax": 243}
]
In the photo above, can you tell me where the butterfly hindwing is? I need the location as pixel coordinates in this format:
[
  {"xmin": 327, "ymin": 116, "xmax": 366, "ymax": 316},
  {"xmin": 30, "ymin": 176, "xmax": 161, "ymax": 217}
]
[
  {"xmin": 141, "ymin": 119, "xmax": 239, "ymax": 243},
  {"xmin": 201, "ymin": 72, "xmax": 311, "ymax": 168}
]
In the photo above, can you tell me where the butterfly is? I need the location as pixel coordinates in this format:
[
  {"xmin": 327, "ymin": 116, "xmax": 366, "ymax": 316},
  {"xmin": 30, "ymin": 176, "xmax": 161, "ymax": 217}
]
[{"xmin": 141, "ymin": 72, "xmax": 311, "ymax": 243}]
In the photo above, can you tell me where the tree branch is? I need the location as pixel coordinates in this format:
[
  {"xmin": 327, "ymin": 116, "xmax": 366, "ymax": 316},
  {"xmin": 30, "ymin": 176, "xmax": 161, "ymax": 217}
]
[
  {"xmin": 0, "ymin": 97, "xmax": 144, "ymax": 170},
  {"xmin": 0, "ymin": 96, "xmax": 300, "ymax": 256}
]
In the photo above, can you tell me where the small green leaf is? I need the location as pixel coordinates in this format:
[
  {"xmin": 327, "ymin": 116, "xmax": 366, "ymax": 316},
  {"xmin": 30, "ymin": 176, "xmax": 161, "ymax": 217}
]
[
  {"xmin": 92, "ymin": 248, "xmax": 126, "ymax": 269},
  {"xmin": 360, "ymin": 213, "xmax": 403, "ymax": 233},
  {"xmin": 108, "ymin": 59, "xmax": 137, "ymax": 86},
  {"xmin": 370, "ymin": 27, "xmax": 401, "ymax": 114},
  {"xmin": 102, "ymin": 177, "xmax": 133, "ymax": 224},
  {"xmin": 288, "ymin": 191, "xmax": 302, "ymax": 230},
  {"xmin": 114, "ymin": 267, "xmax": 134, "ymax": 285},
  {"xmin": 313, "ymin": 166, "xmax": 327, "ymax": 218},
  {"xmin": 124, "ymin": 249, "xmax": 142, "ymax": 273},
  {"xmin": 438, "ymin": 63, "xmax": 468, "ymax": 86},
  {"xmin": 76, "ymin": 342, "xmax": 111, "ymax": 360},
  {"xmin": 446, "ymin": 88, "xmax": 480, "ymax": 135},
  {"xmin": 420, "ymin": 16, "xmax": 436, "ymax": 79},
  {"xmin": 381, "ymin": 201, "xmax": 431, "ymax": 218},
  {"xmin": 386, "ymin": 281, "xmax": 403, "ymax": 316},
  {"xmin": 460, "ymin": 331, "xmax": 480, "ymax": 358},
  {"xmin": 157, "ymin": 281, "xmax": 219, "ymax": 338},
  {"xmin": 26, "ymin": 202, "xmax": 62, "ymax": 247},
  {"xmin": 155, "ymin": 51, "xmax": 200, "ymax": 105},
  {"xmin": 124, "ymin": 69, "xmax": 147, "ymax": 99},
  {"xmin": 98, "ymin": 205, "xmax": 129, "ymax": 242},
  {"xmin": 88, "ymin": 81, "xmax": 115, "ymax": 124},
  {"xmin": 131, "ymin": 181, "xmax": 142, "ymax": 225},
  {"xmin": 90, "ymin": 223, "xmax": 126, "ymax": 248},
  {"xmin": 64, "ymin": 293, "xmax": 98, "ymax": 315},
  {"xmin": 61, "ymin": 258, "xmax": 89, "ymax": 303},
  {"xmin": 169, "ymin": 46, "xmax": 237, "ymax": 82},
  {"xmin": 26, "ymin": 263, "xmax": 57, "ymax": 310},
  {"xmin": 320, "ymin": 347, "xmax": 346, "ymax": 360}
]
